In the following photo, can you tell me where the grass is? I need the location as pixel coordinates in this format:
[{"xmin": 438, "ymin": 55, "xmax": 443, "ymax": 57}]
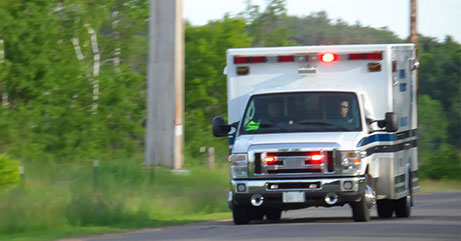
[
  {"xmin": 0, "ymin": 159, "xmax": 232, "ymax": 241},
  {"xmin": 1, "ymin": 158, "xmax": 460, "ymax": 241},
  {"xmin": 419, "ymin": 179, "xmax": 461, "ymax": 193},
  {"xmin": 0, "ymin": 212, "xmax": 231, "ymax": 241}
]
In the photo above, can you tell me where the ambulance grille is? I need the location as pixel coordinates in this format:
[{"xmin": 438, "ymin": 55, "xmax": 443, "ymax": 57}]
[{"xmin": 254, "ymin": 151, "xmax": 334, "ymax": 175}]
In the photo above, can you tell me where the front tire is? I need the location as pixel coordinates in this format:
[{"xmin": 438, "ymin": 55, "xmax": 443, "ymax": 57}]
[
  {"xmin": 265, "ymin": 208, "xmax": 282, "ymax": 221},
  {"xmin": 351, "ymin": 174, "xmax": 375, "ymax": 222},
  {"xmin": 232, "ymin": 204, "xmax": 250, "ymax": 225},
  {"xmin": 351, "ymin": 196, "xmax": 371, "ymax": 222},
  {"xmin": 251, "ymin": 208, "xmax": 264, "ymax": 221}
]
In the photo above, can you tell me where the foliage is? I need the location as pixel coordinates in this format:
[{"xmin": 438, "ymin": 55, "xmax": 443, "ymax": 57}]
[
  {"xmin": 418, "ymin": 36, "xmax": 461, "ymax": 148},
  {"xmin": 0, "ymin": 154, "xmax": 20, "ymax": 191},
  {"xmin": 0, "ymin": 0, "xmax": 147, "ymax": 162},
  {"xmin": 0, "ymin": 159, "xmax": 230, "ymax": 235},
  {"xmin": 0, "ymin": 0, "xmax": 458, "ymax": 171},
  {"xmin": 417, "ymin": 95, "xmax": 448, "ymax": 155},
  {"xmin": 184, "ymin": 17, "xmax": 253, "ymax": 163},
  {"xmin": 0, "ymin": 1, "xmax": 459, "ymax": 238},
  {"xmin": 419, "ymin": 143, "xmax": 461, "ymax": 180}
]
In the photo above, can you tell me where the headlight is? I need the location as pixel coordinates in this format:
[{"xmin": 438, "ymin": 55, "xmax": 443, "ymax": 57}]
[
  {"xmin": 340, "ymin": 151, "xmax": 363, "ymax": 174},
  {"xmin": 230, "ymin": 154, "xmax": 248, "ymax": 179}
]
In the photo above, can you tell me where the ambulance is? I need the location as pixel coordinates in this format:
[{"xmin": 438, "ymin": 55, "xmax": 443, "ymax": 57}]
[{"xmin": 212, "ymin": 44, "xmax": 419, "ymax": 224}]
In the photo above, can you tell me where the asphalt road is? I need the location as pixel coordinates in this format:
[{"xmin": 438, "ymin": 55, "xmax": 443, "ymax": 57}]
[{"xmin": 74, "ymin": 191, "xmax": 461, "ymax": 241}]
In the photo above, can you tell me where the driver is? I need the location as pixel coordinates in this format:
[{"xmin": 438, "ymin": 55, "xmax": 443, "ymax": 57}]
[{"xmin": 264, "ymin": 100, "xmax": 286, "ymax": 124}]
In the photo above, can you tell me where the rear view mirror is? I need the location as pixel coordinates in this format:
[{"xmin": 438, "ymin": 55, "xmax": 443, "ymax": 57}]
[
  {"xmin": 384, "ymin": 112, "xmax": 398, "ymax": 132},
  {"xmin": 369, "ymin": 112, "xmax": 399, "ymax": 133},
  {"xmin": 212, "ymin": 116, "xmax": 231, "ymax": 137}
]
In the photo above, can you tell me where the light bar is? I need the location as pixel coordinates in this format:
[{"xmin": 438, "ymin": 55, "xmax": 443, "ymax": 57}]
[
  {"xmin": 278, "ymin": 55, "xmax": 294, "ymax": 62},
  {"xmin": 234, "ymin": 56, "xmax": 267, "ymax": 64},
  {"xmin": 348, "ymin": 52, "xmax": 383, "ymax": 60},
  {"xmin": 251, "ymin": 56, "xmax": 266, "ymax": 63}
]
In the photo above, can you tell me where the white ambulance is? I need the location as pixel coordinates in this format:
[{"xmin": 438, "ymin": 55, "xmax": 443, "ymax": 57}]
[{"xmin": 212, "ymin": 44, "xmax": 419, "ymax": 224}]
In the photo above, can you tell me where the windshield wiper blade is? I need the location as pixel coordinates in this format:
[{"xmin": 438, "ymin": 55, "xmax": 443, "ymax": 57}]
[
  {"xmin": 259, "ymin": 122, "xmax": 289, "ymax": 131},
  {"xmin": 259, "ymin": 122, "xmax": 274, "ymax": 128},
  {"xmin": 298, "ymin": 121, "xmax": 350, "ymax": 131}
]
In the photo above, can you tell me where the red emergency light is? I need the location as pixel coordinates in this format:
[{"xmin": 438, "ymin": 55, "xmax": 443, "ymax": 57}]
[
  {"xmin": 264, "ymin": 156, "xmax": 276, "ymax": 165},
  {"xmin": 307, "ymin": 152, "xmax": 324, "ymax": 164},
  {"xmin": 348, "ymin": 52, "xmax": 383, "ymax": 60},
  {"xmin": 234, "ymin": 56, "xmax": 267, "ymax": 64},
  {"xmin": 278, "ymin": 55, "xmax": 294, "ymax": 62},
  {"xmin": 320, "ymin": 53, "xmax": 338, "ymax": 63}
]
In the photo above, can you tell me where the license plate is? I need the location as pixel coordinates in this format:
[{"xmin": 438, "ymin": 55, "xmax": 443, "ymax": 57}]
[{"xmin": 283, "ymin": 192, "xmax": 305, "ymax": 203}]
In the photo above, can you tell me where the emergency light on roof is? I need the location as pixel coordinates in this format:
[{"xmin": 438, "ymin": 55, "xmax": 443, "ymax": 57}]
[
  {"xmin": 233, "ymin": 51, "xmax": 383, "ymax": 65},
  {"xmin": 278, "ymin": 55, "xmax": 294, "ymax": 62},
  {"xmin": 348, "ymin": 52, "xmax": 383, "ymax": 60},
  {"xmin": 320, "ymin": 53, "xmax": 337, "ymax": 63},
  {"xmin": 234, "ymin": 56, "xmax": 266, "ymax": 64}
]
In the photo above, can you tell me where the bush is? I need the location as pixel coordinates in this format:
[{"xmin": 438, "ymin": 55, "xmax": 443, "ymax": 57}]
[
  {"xmin": 420, "ymin": 144, "xmax": 461, "ymax": 180},
  {"xmin": 0, "ymin": 153, "xmax": 20, "ymax": 191}
]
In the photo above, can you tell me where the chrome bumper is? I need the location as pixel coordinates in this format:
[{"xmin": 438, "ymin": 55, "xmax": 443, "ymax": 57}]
[{"xmin": 229, "ymin": 176, "xmax": 366, "ymax": 208}]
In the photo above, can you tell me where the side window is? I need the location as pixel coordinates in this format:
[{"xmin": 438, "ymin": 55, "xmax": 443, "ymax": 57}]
[{"xmin": 243, "ymin": 100, "xmax": 255, "ymax": 127}]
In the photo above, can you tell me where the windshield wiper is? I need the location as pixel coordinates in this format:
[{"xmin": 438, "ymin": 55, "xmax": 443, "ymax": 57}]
[
  {"xmin": 259, "ymin": 122, "xmax": 274, "ymax": 128},
  {"xmin": 258, "ymin": 122, "xmax": 289, "ymax": 131},
  {"xmin": 298, "ymin": 121, "xmax": 350, "ymax": 131}
]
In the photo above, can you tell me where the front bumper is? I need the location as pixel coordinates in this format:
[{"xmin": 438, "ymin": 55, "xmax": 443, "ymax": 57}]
[{"xmin": 229, "ymin": 176, "xmax": 366, "ymax": 210}]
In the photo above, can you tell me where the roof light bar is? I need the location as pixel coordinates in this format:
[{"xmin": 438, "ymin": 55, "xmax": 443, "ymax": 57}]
[
  {"xmin": 278, "ymin": 55, "xmax": 294, "ymax": 62},
  {"xmin": 348, "ymin": 52, "xmax": 383, "ymax": 60},
  {"xmin": 234, "ymin": 56, "xmax": 267, "ymax": 64}
]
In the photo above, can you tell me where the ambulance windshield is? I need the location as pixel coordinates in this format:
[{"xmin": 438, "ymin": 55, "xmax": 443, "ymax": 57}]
[{"xmin": 240, "ymin": 92, "xmax": 361, "ymax": 134}]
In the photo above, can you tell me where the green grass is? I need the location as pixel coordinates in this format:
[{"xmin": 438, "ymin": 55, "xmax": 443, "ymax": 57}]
[
  {"xmin": 1, "ymin": 159, "xmax": 460, "ymax": 241},
  {"xmin": 419, "ymin": 179, "xmax": 461, "ymax": 192},
  {"xmin": 0, "ymin": 159, "xmax": 232, "ymax": 241},
  {"xmin": 0, "ymin": 212, "xmax": 231, "ymax": 241}
]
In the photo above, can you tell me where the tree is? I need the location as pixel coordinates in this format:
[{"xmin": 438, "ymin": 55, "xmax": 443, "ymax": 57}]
[
  {"xmin": 417, "ymin": 95, "xmax": 448, "ymax": 154},
  {"xmin": 0, "ymin": 153, "xmax": 20, "ymax": 190},
  {"xmin": 244, "ymin": 0, "xmax": 296, "ymax": 46},
  {"xmin": 419, "ymin": 35, "xmax": 461, "ymax": 148},
  {"xmin": 184, "ymin": 17, "xmax": 253, "ymax": 162}
]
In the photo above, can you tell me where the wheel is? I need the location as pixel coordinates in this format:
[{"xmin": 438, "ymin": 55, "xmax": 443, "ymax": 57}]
[
  {"xmin": 251, "ymin": 208, "xmax": 264, "ymax": 221},
  {"xmin": 232, "ymin": 204, "xmax": 250, "ymax": 225},
  {"xmin": 395, "ymin": 196, "xmax": 411, "ymax": 217},
  {"xmin": 377, "ymin": 200, "xmax": 394, "ymax": 218},
  {"xmin": 265, "ymin": 208, "xmax": 282, "ymax": 221},
  {"xmin": 351, "ymin": 174, "xmax": 375, "ymax": 222},
  {"xmin": 395, "ymin": 174, "xmax": 412, "ymax": 218},
  {"xmin": 351, "ymin": 196, "xmax": 370, "ymax": 222}
]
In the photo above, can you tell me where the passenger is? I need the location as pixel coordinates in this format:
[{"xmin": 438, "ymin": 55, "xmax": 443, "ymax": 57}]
[
  {"xmin": 339, "ymin": 100, "xmax": 354, "ymax": 124},
  {"xmin": 263, "ymin": 100, "xmax": 286, "ymax": 125}
]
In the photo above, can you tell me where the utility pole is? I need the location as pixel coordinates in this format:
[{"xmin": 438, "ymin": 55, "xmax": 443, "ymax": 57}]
[
  {"xmin": 410, "ymin": 0, "xmax": 418, "ymax": 89},
  {"xmin": 410, "ymin": 0, "xmax": 418, "ymax": 49},
  {"xmin": 145, "ymin": 0, "xmax": 184, "ymax": 169}
]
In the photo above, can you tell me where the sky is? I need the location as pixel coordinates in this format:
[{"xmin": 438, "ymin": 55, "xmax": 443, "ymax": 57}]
[{"xmin": 183, "ymin": 0, "xmax": 461, "ymax": 43}]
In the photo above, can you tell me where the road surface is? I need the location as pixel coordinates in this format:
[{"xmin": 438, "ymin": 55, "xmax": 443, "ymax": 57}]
[{"xmin": 69, "ymin": 191, "xmax": 461, "ymax": 241}]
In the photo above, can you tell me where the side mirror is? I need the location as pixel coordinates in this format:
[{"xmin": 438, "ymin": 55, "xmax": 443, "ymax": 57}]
[
  {"xmin": 410, "ymin": 58, "xmax": 420, "ymax": 71},
  {"xmin": 212, "ymin": 116, "xmax": 231, "ymax": 137},
  {"xmin": 385, "ymin": 112, "xmax": 399, "ymax": 132}
]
